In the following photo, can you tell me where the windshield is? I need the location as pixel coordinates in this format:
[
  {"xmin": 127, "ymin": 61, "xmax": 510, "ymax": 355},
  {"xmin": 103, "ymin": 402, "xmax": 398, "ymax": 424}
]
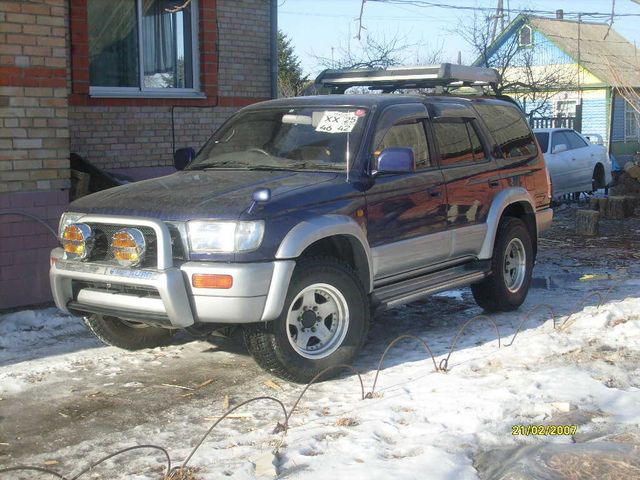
[
  {"xmin": 188, "ymin": 107, "xmax": 369, "ymax": 171},
  {"xmin": 534, "ymin": 132, "xmax": 549, "ymax": 153}
]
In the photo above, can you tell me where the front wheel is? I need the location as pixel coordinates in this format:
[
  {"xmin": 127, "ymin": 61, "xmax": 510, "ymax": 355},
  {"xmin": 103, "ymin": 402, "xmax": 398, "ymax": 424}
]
[
  {"xmin": 83, "ymin": 314, "xmax": 174, "ymax": 350},
  {"xmin": 471, "ymin": 217, "xmax": 533, "ymax": 312},
  {"xmin": 243, "ymin": 257, "xmax": 369, "ymax": 383}
]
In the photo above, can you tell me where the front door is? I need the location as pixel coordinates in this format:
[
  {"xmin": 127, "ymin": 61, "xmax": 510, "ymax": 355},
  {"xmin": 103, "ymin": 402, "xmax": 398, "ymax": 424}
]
[{"xmin": 365, "ymin": 104, "xmax": 448, "ymax": 281}]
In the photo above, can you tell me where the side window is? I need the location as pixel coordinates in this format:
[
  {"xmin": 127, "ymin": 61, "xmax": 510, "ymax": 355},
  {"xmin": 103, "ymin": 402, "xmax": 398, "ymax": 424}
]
[
  {"xmin": 468, "ymin": 121, "xmax": 485, "ymax": 160},
  {"xmin": 474, "ymin": 103, "xmax": 538, "ymax": 160},
  {"xmin": 376, "ymin": 121, "xmax": 431, "ymax": 169},
  {"xmin": 551, "ymin": 131, "xmax": 571, "ymax": 152},
  {"xmin": 433, "ymin": 119, "xmax": 485, "ymax": 166},
  {"xmin": 566, "ymin": 131, "xmax": 588, "ymax": 150},
  {"xmin": 534, "ymin": 132, "xmax": 549, "ymax": 153}
]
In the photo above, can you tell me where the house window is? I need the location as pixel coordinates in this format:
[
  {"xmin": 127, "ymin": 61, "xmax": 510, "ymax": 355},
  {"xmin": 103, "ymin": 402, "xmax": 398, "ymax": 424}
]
[
  {"xmin": 88, "ymin": 0, "xmax": 199, "ymax": 96},
  {"xmin": 625, "ymin": 101, "xmax": 640, "ymax": 141},
  {"xmin": 555, "ymin": 100, "xmax": 577, "ymax": 118},
  {"xmin": 518, "ymin": 25, "xmax": 532, "ymax": 47}
]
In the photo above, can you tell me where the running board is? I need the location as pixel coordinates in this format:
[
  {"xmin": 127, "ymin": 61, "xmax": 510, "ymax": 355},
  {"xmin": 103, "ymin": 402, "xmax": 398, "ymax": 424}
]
[{"xmin": 372, "ymin": 264, "xmax": 490, "ymax": 308}]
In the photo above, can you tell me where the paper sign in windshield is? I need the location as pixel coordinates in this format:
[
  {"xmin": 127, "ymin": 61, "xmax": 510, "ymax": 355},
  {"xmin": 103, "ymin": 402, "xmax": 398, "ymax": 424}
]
[{"xmin": 315, "ymin": 111, "xmax": 359, "ymax": 133}]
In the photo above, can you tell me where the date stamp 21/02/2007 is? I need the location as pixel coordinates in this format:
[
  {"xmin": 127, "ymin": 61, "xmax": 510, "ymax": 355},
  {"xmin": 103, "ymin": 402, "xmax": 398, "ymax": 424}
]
[{"xmin": 512, "ymin": 425, "xmax": 578, "ymax": 436}]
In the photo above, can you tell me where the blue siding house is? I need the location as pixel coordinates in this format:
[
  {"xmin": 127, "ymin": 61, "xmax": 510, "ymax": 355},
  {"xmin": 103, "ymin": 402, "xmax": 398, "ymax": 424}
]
[{"xmin": 473, "ymin": 12, "xmax": 640, "ymax": 166}]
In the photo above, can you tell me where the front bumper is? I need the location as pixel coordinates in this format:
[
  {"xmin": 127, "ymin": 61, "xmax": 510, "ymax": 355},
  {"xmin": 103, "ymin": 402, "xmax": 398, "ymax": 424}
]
[
  {"xmin": 535, "ymin": 207, "xmax": 553, "ymax": 235},
  {"xmin": 50, "ymin": 248, "xmax": 295, "ymax": 328}
]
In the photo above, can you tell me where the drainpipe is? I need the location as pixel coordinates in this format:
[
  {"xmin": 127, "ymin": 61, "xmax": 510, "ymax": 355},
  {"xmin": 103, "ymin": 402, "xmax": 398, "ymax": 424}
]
[
  {"xmin": 608, "ymin": 87, "xmax": 615, "ymax": 155},
  {"xmin": 270, "ymin": 0, "xmax": 278, "ymax": 99}
]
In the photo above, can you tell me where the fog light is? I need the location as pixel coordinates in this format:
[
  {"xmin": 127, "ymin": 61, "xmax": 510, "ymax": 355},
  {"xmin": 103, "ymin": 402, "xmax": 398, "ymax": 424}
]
[
  {"xmin": 62, "ymin": 223, "xmax": 93, "ymax": 260},
  {"xmin": 192, "ymin": 274, "xmax": 233, "ymax": 289},
  {"xmin": 112, "ymin": 228, "xmax": 146, "ymax": 267}
]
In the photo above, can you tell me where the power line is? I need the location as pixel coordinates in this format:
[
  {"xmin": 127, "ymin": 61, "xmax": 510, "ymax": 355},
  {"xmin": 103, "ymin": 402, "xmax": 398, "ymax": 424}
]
[{"xmin": 368, "ymin": 0, "xmax": 640, "ymax": 18}]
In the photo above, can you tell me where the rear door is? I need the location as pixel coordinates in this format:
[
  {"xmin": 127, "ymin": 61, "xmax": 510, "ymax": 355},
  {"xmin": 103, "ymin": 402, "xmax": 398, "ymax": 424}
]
[
  {"xmin": 472, "ymin": 101, "xmax": 545, "ymax": 206},
  {"xmin": 365, "ymin": 103, "xmax": 449, "ymax": 281},
  {"xmin": 429, "ymin": 103, "xmax": 501, "ymax": 260}
]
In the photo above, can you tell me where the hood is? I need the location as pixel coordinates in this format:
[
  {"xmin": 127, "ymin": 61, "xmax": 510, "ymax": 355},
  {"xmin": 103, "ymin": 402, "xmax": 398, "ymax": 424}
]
[{"xmin": 69, "ymin": 170, "xmax": 340, "ymax": 221}]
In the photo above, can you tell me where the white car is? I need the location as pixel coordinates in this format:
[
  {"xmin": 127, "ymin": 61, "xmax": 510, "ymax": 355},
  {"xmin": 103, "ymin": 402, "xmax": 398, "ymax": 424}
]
[{"xmin": 534, "ymin": 128, "xmax": 612, "ymax": 197}]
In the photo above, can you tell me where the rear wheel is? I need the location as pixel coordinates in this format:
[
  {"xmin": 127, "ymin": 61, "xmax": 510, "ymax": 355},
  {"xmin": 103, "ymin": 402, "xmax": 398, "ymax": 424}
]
[
  {"xmin": 83, "ymin": 314, "xmax": 174, "ymax": 350},
  {"xmin": 592, "ymin": 164, "xmax": 605, "ymax": 191},
  {"xmin": 471, "ymin": 217, "xmax": 533, "ymax": 312},
  {"xmin": 243, "ymin": 257, "xmax": 369, "ymax": 383}
]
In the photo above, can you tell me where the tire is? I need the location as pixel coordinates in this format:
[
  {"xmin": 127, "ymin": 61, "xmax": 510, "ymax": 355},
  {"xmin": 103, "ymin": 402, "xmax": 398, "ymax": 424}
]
[
  {"xmin": 83, "ymin": 314, "xmax": 174, "ymax": 350},
  {"xmin": 471, "ymin": 217, "xmax": 533, "ymax": 312},
  {"xmin": 243, "ymin": 257, "xmax": 370, "ymax": 383}
]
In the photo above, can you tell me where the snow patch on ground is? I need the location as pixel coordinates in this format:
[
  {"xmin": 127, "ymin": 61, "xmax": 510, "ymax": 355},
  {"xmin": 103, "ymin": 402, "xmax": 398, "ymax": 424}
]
[{"xmin": 1, "ymin": 285, "xmax": 639, "ymax": 479}]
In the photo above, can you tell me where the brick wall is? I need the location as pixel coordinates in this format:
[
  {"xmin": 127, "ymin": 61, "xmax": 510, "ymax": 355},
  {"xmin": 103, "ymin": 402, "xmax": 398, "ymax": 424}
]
[
  {"xmin": 0, "ymin": 0, "xmax": 70, "ymax": 309},
  {"xmin": 68, "ymin": 0, "xmax": 273, "ymax": 174},
  {"xmin": 217, "ymin": 0, "xmax": 272, "ymax": 98},
  {"xmin": 1, "ymin": 0, "xmax": 273, "ymax": 309},
  {"xmin": 69, "ymin": 105, "xmax": 239, "ymax": 171}
]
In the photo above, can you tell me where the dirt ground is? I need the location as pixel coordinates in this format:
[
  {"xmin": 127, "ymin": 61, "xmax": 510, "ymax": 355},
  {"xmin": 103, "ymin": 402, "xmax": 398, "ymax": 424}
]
[{"xmin": 1, "ymin": 201, "xmax": 639, "ymax": 479}]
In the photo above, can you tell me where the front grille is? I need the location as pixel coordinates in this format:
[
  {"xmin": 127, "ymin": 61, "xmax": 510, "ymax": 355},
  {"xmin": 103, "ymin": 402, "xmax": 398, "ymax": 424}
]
[
  {"xmin": 72, "ymin": 280, "xmax": 161, "ymax": 299},
  {"xmin": 86, "ymin": 223, "xmax": 158, "ymax": 268},
  {"xmin": 167, "ymin": 225, "xmax": 187, "ymax": 261}
]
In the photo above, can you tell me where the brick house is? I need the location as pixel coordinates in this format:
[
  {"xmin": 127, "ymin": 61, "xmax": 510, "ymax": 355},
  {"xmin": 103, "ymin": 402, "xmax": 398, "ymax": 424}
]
[{"xmin": 0, "ymin": 0, "xmax": 276, "ymax": 309}]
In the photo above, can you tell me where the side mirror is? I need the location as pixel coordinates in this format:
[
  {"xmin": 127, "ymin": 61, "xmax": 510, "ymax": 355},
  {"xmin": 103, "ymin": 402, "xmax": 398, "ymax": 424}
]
[
  {"xmin": 552, "ymin": 144, "xmax": 568, "ymax": 154},
  {"xmin": 374, "ymin": 147, "xmax": 415, "ymax": 175},
  {"xmin": 174, "ymin": 147, "xmax": 195, "ymax": 171}
]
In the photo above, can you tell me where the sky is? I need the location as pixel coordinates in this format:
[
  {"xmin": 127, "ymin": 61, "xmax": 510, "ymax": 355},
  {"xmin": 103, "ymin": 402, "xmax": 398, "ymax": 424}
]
[{"xmin": 278, "ymin": 0, "xmax": 640, "ymax": 78}]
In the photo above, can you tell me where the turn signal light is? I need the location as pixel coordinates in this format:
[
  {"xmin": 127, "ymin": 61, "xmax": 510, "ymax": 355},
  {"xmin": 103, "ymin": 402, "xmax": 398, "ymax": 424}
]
[
  {"xmin": 62, "ymin": 223, "xmax": 93, "ymax": 260},
  {"xmin": 192, "ymin": 274, "xmax": 233, "ymax": 289}
]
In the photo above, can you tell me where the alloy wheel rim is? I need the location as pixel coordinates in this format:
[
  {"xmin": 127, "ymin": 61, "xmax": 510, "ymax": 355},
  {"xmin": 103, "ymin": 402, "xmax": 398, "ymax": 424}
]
[
  {"xmin": 286, "ymin": 283, "xmax": 349, "ymax": 359},
  {"xmin": 504, "ymin": 238, "xmax": 526, "ymax": 293}
]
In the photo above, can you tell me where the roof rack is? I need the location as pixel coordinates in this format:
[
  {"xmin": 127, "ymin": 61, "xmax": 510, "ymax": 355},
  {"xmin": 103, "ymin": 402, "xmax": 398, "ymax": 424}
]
[{"xmin": 314, "ymin": 63, "xmax": 500, "ymax": 94}]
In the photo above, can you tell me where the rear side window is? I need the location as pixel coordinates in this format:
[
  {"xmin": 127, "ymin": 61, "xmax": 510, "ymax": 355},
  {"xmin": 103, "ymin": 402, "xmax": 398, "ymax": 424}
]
[
  {"xmin": 433, "ymin": 119, "xmax": 485, "ymax": 166},
  {"xmin": 474, "ymin": 103, "xmax": 537, "ymax": 159}
]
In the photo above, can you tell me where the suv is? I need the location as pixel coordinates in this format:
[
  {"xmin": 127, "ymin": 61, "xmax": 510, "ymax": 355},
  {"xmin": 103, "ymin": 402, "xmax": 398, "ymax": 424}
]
[{"xmin": 51, "ymin": 65, "xmax": 552, "ymax": 382}]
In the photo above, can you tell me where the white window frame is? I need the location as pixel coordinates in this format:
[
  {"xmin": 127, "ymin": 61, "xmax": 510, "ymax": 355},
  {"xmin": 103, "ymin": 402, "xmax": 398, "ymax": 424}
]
[
  {"xmin": 555, "ymin": 100, "xmax": 577, "ymax": 118},
  {"xmin": 625, "ymin": 100, "xmax": 640, "ymax": 141},
  {"xmin": 518, "ymin": 25, "xmax": 533, "ymax": 47},
  {"xmin": 89, "ymin": 0, "xmax": 202, "ymax": 98}
]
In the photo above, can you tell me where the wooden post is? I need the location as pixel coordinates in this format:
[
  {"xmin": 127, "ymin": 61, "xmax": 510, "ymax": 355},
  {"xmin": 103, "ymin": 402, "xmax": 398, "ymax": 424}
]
[
  {"xmin": 590, "ymin": 197, "xmax": 608, "ymax": 212},
  {"xmin": 606, "ymin": 196, "xmax": 627, "ymax": 220},
  {"xmin": 623, "ymin": 196, "xmax": 637, "ymax": 217},
  {"xmin": 575, "ymin": 209, "xmax": 600, "ymax": 236}
]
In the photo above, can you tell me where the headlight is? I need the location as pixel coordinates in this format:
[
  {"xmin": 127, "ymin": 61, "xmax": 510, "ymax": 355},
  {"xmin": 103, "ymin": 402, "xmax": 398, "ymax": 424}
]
[
  {"xmin": 187, "ymin": 221, "xmax": 265, "ymax": 253},
  {"xmin": 58, "ymin": 212, "xmax": 85, "ymax": 239}
]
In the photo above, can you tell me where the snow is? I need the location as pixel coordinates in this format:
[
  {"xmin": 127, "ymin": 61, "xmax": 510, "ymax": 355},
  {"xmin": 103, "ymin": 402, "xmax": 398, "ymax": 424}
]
[{"xmin": 1, "ymin": 276, "xmax": 639, "ymax": 478}]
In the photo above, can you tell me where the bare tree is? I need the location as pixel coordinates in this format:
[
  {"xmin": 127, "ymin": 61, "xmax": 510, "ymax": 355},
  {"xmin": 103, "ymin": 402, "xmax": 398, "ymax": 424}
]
[
  {"xmin": 311, "ymin": 32, "xmax": 414, "ymax": 71},
  {"xmin": 458, "ymin": 12, "xmax": 576, "ymax": 119},
  {"xmin": 601, "ymin": 55, "xmax": 640, "ymax": 114},
  {"xmin": 308, "ymin": 33, "xmax": 446, "ymax": 95}
]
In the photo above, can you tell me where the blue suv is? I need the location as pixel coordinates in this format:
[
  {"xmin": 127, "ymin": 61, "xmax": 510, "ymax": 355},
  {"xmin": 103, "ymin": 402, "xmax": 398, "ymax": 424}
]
[{"xmin": 51, "ymin": 65, "xmax": 553, "ymax": 382}]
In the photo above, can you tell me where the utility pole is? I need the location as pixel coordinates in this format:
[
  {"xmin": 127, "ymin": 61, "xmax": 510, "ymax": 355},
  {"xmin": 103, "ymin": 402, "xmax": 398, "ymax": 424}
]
[{"xmin": 490, "ymin": 0, "xmax": 505, "ymax": 42}]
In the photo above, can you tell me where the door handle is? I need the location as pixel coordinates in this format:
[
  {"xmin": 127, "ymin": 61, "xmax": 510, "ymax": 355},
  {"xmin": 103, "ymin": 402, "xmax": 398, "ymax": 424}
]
[
  {"xmin": 488, "ymin": 179, "xmax": 500, "ymax": 188},
  {"xmin": 427, "ymin": 187, "xmax": 442, "ymax": 197}
]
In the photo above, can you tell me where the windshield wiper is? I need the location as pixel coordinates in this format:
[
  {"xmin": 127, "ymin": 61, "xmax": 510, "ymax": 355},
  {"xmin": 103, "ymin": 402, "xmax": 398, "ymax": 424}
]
[
  {"xmin": 188, "ymin": 161, "xmax": 342, "ymax": 172},
  {"xmin": 187, "ymin": 161, "xmax": 253, "ymax": 170},
  {"xmin": 291, "ymin": 162, "xmax": 343, "ymax": 171}
]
